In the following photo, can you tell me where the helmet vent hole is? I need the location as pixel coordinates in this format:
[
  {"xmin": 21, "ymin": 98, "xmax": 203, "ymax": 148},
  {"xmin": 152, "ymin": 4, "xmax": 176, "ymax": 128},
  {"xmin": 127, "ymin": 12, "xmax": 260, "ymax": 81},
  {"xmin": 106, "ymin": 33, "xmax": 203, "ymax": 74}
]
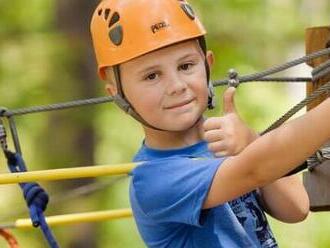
[
  {"xmin": 98, "ymin": 9, "xmax": 102, "ymax": 16},
  {"xmin": 181, "ymin": 3, "xmax": 195, "ymax": 20},
  {"xmin": 109, "ymin": 12, "xmax": 120, "ymax": 28},
  {"xmin": 104, "ymin": 8, "xmax": 111, "ymax": 20},
  {"xmin": 109, "ymin": 25, "xmax": 123, "ymax": 46}
]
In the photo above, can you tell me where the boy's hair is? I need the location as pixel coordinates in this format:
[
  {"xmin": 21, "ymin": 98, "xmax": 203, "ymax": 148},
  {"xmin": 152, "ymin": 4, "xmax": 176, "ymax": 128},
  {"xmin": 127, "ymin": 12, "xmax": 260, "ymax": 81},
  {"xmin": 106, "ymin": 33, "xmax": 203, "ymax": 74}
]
[{"xmin": 90, "ymin": 0, "xmax": 214, "ymax": 128}]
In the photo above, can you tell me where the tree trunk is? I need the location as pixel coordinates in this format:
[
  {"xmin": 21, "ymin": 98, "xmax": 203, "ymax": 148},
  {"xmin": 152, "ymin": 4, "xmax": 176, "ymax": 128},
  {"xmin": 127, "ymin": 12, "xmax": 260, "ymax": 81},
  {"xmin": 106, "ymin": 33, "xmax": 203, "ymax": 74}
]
[{"xmin": 45, "ymin": 0, "xmax": 99, "ymax": 247}]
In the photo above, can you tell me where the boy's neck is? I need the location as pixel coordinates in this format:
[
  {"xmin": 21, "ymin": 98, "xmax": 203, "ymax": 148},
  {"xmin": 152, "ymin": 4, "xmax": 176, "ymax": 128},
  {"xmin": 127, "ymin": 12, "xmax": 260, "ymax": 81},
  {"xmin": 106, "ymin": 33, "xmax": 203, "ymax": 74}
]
[{"xmin": 143, "ymin": 118, "xmax": 204, "ymax": 150}]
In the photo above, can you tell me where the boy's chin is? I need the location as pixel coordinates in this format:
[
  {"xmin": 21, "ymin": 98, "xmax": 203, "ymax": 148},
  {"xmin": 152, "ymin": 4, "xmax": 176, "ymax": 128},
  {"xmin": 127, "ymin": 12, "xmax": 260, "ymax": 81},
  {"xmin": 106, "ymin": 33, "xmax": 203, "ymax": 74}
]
[{"xmin": 150, "ymin": 117, "xmax": 201, "ymax": 132}]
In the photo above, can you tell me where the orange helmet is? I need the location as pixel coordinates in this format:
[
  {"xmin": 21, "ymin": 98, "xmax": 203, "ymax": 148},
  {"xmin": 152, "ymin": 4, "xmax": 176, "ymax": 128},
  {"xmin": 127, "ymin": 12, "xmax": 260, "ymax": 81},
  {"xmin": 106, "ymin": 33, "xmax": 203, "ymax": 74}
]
[{"xmin": 90, "ymin": 0, "xmax": 206, "ymax": 80}]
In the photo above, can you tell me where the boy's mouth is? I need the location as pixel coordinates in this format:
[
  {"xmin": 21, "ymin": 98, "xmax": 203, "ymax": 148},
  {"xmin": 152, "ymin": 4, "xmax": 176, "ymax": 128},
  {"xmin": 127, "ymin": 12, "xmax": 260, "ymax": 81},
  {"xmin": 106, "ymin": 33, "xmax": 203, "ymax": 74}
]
[{"xmin": 164, "ymin": 98, "xmax": 195, "ymax": 110}]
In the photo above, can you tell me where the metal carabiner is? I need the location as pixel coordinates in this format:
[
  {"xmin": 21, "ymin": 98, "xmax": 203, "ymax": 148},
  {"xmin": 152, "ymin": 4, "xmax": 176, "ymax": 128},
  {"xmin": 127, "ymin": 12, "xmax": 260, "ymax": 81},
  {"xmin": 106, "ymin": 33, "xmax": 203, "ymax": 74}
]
[
  {"xmin": 0, "ymin": 107, "xmax": 22, "ymax": 155},
  {"xmin": 0, "ymin": 117, "xmax": 8, "ymax": 152}
]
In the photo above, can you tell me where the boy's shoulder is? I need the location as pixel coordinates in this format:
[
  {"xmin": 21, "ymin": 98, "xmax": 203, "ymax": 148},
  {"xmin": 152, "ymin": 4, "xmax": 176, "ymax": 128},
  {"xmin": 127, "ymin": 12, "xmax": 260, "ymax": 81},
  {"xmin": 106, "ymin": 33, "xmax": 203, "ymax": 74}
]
[
  {"xmin": 131, "ymin": 156, "xmax": 224, "ymax": 205},
  {"xmin": 130, "ymin": 156, "xmax": 225, "ymax": 226}
]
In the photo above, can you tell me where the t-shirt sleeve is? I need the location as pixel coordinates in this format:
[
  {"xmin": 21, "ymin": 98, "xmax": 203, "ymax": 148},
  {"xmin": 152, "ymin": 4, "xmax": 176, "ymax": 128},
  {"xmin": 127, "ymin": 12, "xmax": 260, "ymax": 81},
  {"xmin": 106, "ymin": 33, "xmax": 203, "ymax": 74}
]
[{"xmin": 131, "ymin": 157, "xmax": 225, "ymax": 227}]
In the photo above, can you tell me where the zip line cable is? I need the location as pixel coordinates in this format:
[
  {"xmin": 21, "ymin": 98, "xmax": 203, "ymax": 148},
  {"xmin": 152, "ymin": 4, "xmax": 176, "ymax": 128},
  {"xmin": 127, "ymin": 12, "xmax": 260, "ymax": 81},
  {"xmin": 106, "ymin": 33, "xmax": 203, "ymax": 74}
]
[
  {"xmin": 213, "ymin": 47, "xmax": 330, "ymax": 86},
  {"xmin": 262, "ymin": 80, "xmax": 330, "ymax": 134}
]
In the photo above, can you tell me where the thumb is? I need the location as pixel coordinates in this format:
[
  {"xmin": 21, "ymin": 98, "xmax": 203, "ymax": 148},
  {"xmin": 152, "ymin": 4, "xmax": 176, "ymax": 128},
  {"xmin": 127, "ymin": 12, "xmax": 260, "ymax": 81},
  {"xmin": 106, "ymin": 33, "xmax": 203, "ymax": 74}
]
[{"xmin": 222, "ymin": 86, "xmax": 237, "ymax": 114}]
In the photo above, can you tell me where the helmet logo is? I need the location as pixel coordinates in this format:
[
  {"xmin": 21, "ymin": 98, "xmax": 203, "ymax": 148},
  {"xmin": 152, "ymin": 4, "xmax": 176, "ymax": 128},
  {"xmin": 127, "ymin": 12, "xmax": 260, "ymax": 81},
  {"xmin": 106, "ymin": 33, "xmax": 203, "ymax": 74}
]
[
  {"xmin": 151, "ymin": 21, "xmax": 169, "ymax": 34},
  {"xmin": 97, "ymin": 8, "xmax": 123, "ymax": 46}
]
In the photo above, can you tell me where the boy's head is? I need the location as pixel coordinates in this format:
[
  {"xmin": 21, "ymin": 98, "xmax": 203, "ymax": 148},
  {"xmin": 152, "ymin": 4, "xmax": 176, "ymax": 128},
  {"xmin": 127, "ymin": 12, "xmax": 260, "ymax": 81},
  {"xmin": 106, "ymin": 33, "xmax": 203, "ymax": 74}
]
[{"xmin": 90, "ymin": 0, "xmax": 214, "ymax": 131}]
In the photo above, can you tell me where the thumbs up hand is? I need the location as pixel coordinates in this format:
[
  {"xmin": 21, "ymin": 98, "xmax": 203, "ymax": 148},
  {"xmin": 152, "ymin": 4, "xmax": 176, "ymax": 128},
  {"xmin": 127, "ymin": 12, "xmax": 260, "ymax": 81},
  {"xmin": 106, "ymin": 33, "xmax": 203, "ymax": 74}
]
[{"xmin": 203, "ymin": 87, "xmax": 258, "ymax": 157}]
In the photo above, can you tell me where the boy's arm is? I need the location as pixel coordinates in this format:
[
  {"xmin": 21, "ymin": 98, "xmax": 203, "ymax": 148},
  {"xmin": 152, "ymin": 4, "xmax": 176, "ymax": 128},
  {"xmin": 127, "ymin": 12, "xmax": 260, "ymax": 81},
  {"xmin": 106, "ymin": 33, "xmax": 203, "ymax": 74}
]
[
  {"xmin": 245, "ymin": 136, "xmax": 310, "ymax": 223},
  {"xmin": 204, "ymin": 87, "xmax": 310, "ymax": 220},
  {"xmin": 203, "ymin": 95, "xmax": 330, "ymax": 209},
  {"xmin": 258, "ymin": 176, "xmax": 309, "ymax": 223}
]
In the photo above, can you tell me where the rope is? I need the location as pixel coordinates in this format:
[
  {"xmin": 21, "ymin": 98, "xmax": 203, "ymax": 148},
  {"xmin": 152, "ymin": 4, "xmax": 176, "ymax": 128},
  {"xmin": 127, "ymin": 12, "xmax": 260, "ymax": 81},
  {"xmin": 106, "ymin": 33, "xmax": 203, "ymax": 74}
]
[
  {"xmin": 213, "ymin": 47, "xmax": 330, "ymax": 86},
  {"xmin": 4, "ymin": 151, "xmax": 59, "ymax": 248},
  {"xmin": 215, "ymin": 76, "xmax": 311, "ymax": 86},
  {"xmin": 0, "ymin": 96, "xmax": 113, "ymax": 117},
  {"xmin": 0, "ymin": 228, "xmax": 19, "ymax": 248},
  {"xmin": 261, "ymin": 80, "xmax": 330, "ymax": 134},
  {"xmin": 312, "ymin": 60, "xmax": 330, "ymax": 81},
  {"xmin": 0, "ymin": 163, "xmax": 136, "ymax": 185},
  {"xmin": 0, "ymin": 209, "xmax": 133, "ymax": 229},
  {"xmin": 261, "ymin": 58, "xmax": 330, "ymax": 173}
]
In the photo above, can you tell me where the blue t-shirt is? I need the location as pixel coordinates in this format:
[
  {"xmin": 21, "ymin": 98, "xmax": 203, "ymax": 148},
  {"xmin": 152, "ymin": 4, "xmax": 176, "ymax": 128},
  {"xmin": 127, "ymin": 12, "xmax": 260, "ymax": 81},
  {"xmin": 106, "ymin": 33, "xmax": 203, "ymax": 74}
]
[{"xmin": 130, "ymin": 141, "xmax": 278, "ymax": 248}]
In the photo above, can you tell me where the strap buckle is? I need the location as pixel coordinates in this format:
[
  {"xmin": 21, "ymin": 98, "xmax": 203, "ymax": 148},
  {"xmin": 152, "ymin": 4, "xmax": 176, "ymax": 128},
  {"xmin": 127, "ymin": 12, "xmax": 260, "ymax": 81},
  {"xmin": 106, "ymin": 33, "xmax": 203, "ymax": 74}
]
[{"xmin": 0, "ymin": 108, "xmax": 8, "ymax": 152}]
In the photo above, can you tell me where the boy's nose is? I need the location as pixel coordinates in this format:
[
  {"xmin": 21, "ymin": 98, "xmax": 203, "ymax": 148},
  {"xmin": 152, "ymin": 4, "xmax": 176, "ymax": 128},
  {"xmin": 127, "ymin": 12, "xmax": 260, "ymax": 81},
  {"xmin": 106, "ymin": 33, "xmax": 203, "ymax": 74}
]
[{"xmin": 166, "ymin": 74, "xmax": 187, "ymax": 96}]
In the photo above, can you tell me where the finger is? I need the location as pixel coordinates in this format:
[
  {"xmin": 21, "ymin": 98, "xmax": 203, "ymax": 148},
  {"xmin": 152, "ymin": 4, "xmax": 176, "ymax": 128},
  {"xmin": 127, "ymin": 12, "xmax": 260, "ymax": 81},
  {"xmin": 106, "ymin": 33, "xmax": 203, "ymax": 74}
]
[
  {"xmin": 203, "ymin": 117, "xmax": 222, "ymax": 131},
  {"xmin": 204, "ymin": 129, "xmax": 225, "ymax": 143},
  {"xmin": 223, "ymin": 87, "xmax": 237, "ymax": 114},
  {"xmin": 214, "ymin": 151, "xmax": 228, "ymax": 157},
  {"xmin": 208, "ymin": 141, "xmax": 227, "ymax": 153}
]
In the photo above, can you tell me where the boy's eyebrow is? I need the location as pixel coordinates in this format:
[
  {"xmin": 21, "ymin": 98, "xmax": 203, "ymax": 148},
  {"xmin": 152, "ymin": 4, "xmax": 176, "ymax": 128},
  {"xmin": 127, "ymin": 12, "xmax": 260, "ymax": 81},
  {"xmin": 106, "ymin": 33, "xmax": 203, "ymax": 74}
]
[
  {"xmin": 137, "ymin": 52, "xmax": 201, "ymax": 75},
  {"xmin": 177, "ymin": 53, "xmax": 201, "ymax": 62},
  {"xmin": 138, "ymin": 65, "xmax": 160, "ymax": 75}
]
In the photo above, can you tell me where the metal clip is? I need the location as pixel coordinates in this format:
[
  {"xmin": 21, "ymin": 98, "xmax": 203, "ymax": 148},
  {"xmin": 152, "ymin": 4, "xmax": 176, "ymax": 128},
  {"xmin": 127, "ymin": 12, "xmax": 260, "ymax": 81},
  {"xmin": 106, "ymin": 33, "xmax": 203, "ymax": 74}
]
[
  {"xmin": 228, "ymin": 69, "xmax": 240, "ymax": 88},
  {"xmin": 308, "ymin": 149, "xmax": 330, "ymax": 171},
  {"xmin": 0, "ymin": 118, "xmax": 8, "ymax": 152},
  {"xmin": 207, "ymin": 82, "xmax": 216, "ymax": 109},
  {"xmin": 316, "ymin": 150, "xmax": 326, "ymax": 163}
]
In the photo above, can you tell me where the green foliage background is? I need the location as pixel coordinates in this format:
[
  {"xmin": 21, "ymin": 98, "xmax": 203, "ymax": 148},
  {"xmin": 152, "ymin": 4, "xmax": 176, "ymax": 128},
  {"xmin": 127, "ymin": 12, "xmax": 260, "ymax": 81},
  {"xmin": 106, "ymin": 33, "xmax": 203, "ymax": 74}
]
[{"xmin": 0, "ymin": 0, "xmax": 329, "ymax": 247}]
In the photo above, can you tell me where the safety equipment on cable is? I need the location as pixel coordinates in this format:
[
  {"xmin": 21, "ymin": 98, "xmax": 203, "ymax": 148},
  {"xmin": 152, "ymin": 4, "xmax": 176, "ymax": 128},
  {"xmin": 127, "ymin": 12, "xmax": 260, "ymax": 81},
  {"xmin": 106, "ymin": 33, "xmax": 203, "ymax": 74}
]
[{"xmin": 0, "ymin": 115, "xmax": 59, "ymax": 248}]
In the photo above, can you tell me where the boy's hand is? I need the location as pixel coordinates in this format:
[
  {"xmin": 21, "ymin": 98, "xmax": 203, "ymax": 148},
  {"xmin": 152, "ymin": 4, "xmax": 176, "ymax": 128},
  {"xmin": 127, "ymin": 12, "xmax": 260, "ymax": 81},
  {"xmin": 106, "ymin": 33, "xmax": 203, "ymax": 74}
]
[{"xmin": 203, "ymin": 87, "xmax": 258, "ymax": 157}]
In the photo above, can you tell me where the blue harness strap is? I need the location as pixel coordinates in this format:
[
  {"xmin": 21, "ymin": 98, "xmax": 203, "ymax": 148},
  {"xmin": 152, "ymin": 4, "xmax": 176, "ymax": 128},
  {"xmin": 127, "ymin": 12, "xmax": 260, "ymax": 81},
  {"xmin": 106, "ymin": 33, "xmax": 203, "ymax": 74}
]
[{"xmin": 5, "ymin": 151, "xmax": 59, "ymax": 248}]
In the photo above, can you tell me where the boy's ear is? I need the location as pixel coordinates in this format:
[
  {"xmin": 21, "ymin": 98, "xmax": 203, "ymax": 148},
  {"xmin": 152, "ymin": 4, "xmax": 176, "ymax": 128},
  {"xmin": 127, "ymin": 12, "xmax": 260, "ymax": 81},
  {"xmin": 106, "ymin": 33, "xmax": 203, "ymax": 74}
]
[
  {"xmin": 105, "ymin": 83, "xmax": 118, "ymax": 96},
  {"xmin": 206, "ymin": 50, "xmax": 215, "ymax": 68},
  {"xmin": 104, "ymin": 67, "xmax": 118, "ymax": 96}
]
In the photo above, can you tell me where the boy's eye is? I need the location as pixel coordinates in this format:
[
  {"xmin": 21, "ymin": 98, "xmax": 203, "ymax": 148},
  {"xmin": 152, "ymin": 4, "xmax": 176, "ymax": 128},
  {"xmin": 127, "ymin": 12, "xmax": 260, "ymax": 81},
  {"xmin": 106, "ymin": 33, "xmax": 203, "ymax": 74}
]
[
  {"xmin": 145, "ymin": 72, "xmax": 159, "ymax": 81},
  {"xmin": 179, "ymin": 63, "xmax": 194, "ymax": 71}
]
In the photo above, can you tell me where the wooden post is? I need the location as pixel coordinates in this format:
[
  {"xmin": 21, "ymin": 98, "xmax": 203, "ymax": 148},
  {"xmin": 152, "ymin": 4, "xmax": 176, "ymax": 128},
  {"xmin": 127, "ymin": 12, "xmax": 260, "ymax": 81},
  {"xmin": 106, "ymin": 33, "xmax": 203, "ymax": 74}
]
[{"xmin": 303, "ymin": 26, "xmax": 330, "ymax": 212}]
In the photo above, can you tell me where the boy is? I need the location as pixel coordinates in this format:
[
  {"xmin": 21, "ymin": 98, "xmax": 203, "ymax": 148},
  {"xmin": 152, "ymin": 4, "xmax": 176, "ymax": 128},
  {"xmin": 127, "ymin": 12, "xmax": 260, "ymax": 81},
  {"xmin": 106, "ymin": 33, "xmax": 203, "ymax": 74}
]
[{"xmin": 90, "ymin": 1, "xmax": 325, "ymax": 247}]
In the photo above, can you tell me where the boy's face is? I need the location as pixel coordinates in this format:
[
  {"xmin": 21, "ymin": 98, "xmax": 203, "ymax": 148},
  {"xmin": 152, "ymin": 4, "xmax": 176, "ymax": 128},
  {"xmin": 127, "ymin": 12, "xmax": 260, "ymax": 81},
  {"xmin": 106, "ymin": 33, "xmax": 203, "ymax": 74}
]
[{"xmin": 106, "ymin": 40, "xmax": 213, "ymax": 131}]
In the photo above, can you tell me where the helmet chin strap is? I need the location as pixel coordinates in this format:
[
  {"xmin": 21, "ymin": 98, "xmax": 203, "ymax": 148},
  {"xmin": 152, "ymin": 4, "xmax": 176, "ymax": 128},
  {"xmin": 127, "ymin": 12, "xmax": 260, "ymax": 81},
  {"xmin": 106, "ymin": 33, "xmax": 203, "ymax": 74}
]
[
  {"xmin": 198, "ymin": 36, "xmax": 216, "ymax": 110},
  {"xmin": 111, "ymin": 38, "xmax": 215, "ymax": 132},
  {"xmin": 112, "ymin": 65, "xmax": 164, "ymax": 131},
  {"xmin": 205, "ymin": 60, "xmax": 216, "ymax": 110}
]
